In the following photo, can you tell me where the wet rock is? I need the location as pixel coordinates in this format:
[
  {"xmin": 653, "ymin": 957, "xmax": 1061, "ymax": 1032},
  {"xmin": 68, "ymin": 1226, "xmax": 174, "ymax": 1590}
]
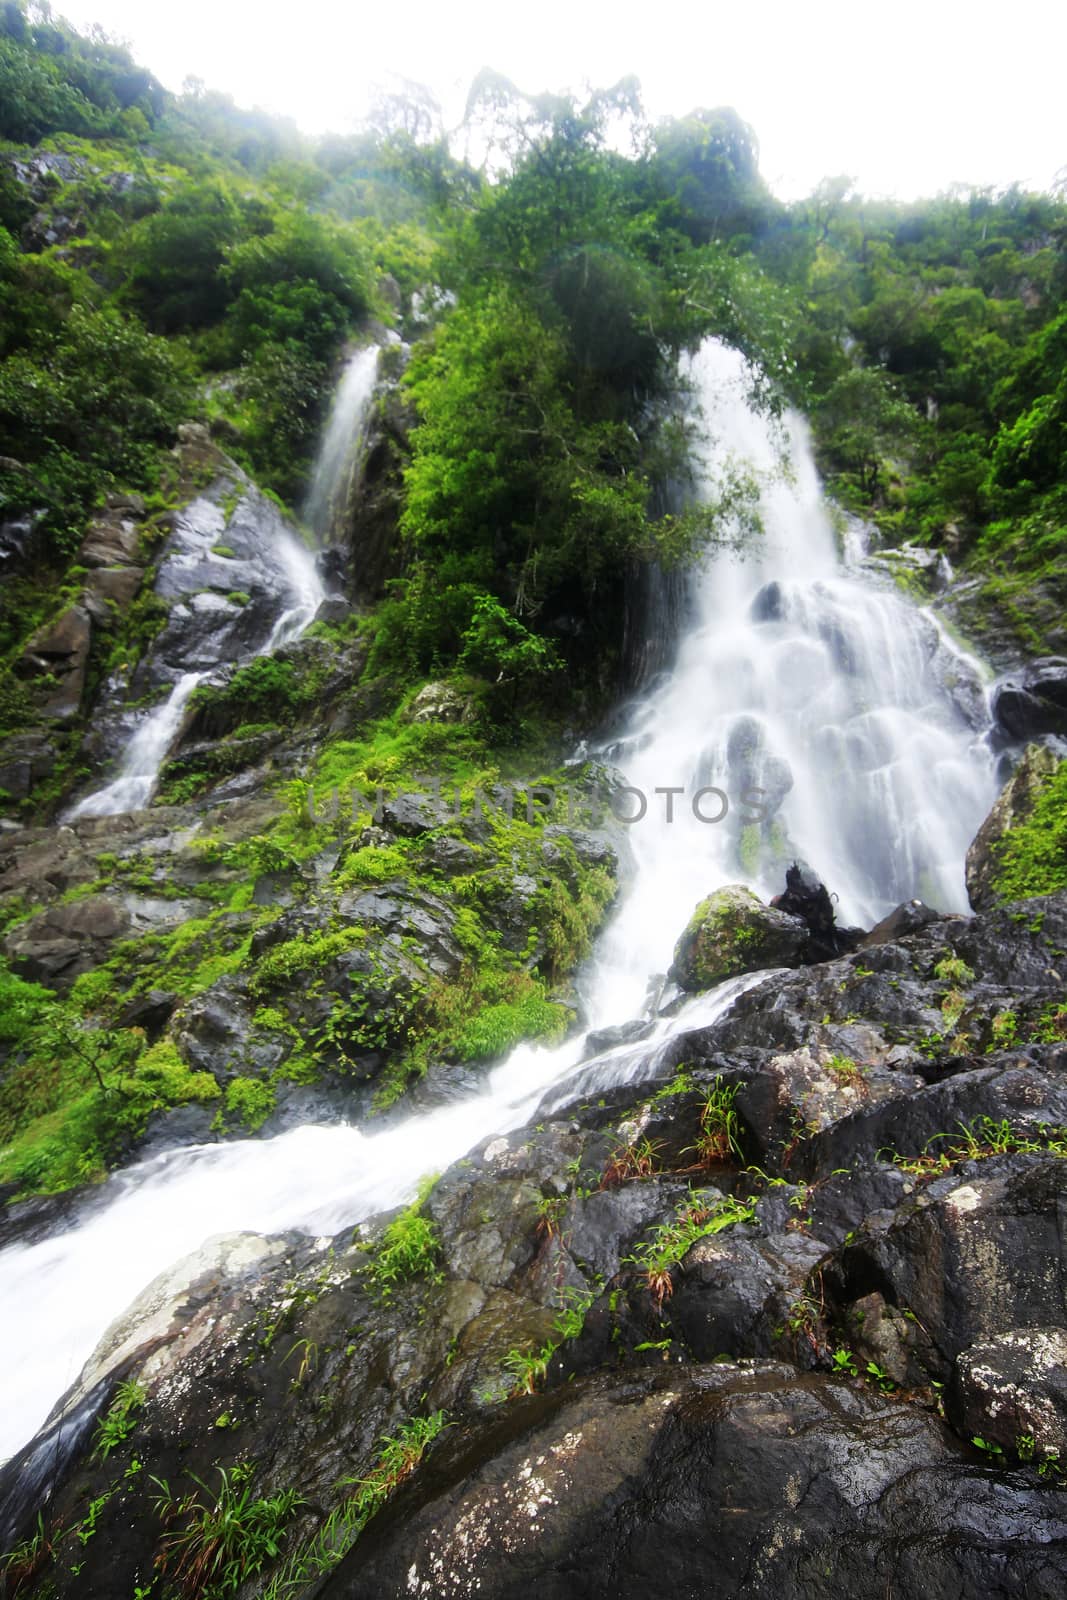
[
  {"xmin": 966, "ymin": 743, "xmax": 1061, "ymax": 911},
  {"xmin": 834, "ymin": 1153, "xmax": 1067, "ymax": 1376},
  {"xmin": 20, "ymin": 604, "xmax": 91, "ymax": 721},
  {"xmin": 380, "ymin": 790, "xmax": 455, "ymax": 835},
  {"xmin": 81, "ymin": 565, "xmax": 145, "ymax": 622},
  {"xmin": 669, "ymin": 883, "xmax": 808, "ymax": 991},
  {"xmin": 0, "ymin": 510, "xmax": 45, "ymax": 575},
  {"xmin": 326, "ymin": 1366, "xmax": 1067, "ymax": 1599},
  {"xmin": 585, "ymin": 1018, "xmax": 655, "ymax": 1053},
  {"xmin": 422, "ymin": 835, "xmax": 483, "ymax": 876},
  {"xmin": 313, "ymin": 595, "xmax": 353, "ymax": 625},
  {"xmin": 79, "ymin": 510, "xmax": 142, "ymax": 568},
  {"xmin": 845, "ymin": 1290, "xmax": 926, "ymax": 1387},
  {"xmin": 668, "ymin": 1217, "xmax": 828, "ymax": 1362},
  {"xmin": 2, "ymin": 894, "xmax": 131, "ymax": 986},
  {"xmin": 863, "ymin": 897, "xmax": 942, "ymax": 946},
  {"xmin": 949, "ymin": 1327, "xmax": 1067, "ymax": 1459},
  {"xmin": 750, "ymin": 579, "xmax": 785, "ymax": 621},
  {"xmin": 0, "ymin": 731, "xmax": 55, "ymax": 801},
  {"xmin": 772, "ymin": 860, "xmax": 864, "ymax": 959},
  {"xmin": 405, "ymin": 681, "xmax": 475, "ymax": 724},
  {"xmin": 993, "ymin": 657, "xmax": 1067, "ymax": 741}
]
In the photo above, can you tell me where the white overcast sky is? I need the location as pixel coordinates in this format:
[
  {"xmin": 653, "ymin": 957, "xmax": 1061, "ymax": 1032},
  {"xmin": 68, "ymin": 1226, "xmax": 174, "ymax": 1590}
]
[{"xmin": 56, "ymin": 0, "xmax": 1065, "ymax": 201}]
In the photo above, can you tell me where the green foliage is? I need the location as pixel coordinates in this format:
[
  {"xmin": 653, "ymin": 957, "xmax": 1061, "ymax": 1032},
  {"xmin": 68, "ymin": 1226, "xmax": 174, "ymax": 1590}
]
[
  {"xmin": 0, "ymin": 6, "xmax": 163, "ymax": 143},
  {"xmin": 934, "ymin": 954, "xmax": 976, "ymax": 986},
  {"xmin": 0, "ymin": 1007, "xmax": 220, "ymax": 1196},
  {"xmin": 221, "ymin": 1076, "xmax": 276, "ymax": 1131},
  {"xmin": 453, "ymin": 994, "xmax": 568, "ymax": 1062},
  {"xmin": 990, "ymin": 761, "xmax": 1067, "ymax": 900},
  {"xmin": 260, "ymin": 1411, "xmax": 448, "ymax": 1599},
  {"xmin": 152, "ymin": 1462, "xmax": 303, "ymax": 1597},
  {"xmin": 362, "ymin": 1182, "xmax": 443, "ymax": 1300},
  {"xmin": 627, "ymin": 1195, "xmax": 756, "ymax": 1307},
  {"xmin": 0, "ymin": 286, "xmax": 193, "ymax": 544},
  {"xmin": 93, "ymin": 1378, "xmax": 146, "ymax": 1460}
]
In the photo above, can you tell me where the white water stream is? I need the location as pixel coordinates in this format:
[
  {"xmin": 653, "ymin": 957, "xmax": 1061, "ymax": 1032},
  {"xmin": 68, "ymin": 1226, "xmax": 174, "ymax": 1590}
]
[
  {"xmin": 302, "ymin": 344, "xmax": 381, "ymax": 542},
  {"xmin": 0, "ymin": 338, "xmax": 998, "ymax": 1466},
  {"xmin": 66, "ymin": 671, "xmax": 206, "ymax": 819},
  {"xmin": 67, "ymin": 346, "xmax": 382, "ymax": 821}
]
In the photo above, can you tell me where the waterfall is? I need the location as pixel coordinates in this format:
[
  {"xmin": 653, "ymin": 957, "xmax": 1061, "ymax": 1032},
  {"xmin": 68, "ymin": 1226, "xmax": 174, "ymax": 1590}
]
[
  {"xmin": 0, "ymin": 337, "xmax": 998, "ymax": 1467},
  {"xmin": 588, "ymin": 340, "xmax": 997, "ymax": 1020},
  {"xmin": 67, "ymin": 672, "xmax": 204, "ymax": 820},
  {"xmin": 302, "ymin": 344, "xmax": 381, "ymax": 543},
  {"xmin": 65, "ymin": 349, "xmax": 383, "ymax": 821}
]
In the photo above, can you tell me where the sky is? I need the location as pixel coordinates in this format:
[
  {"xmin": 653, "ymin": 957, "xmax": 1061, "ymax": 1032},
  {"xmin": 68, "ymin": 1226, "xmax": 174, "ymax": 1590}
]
[{"xmin": 56, "ymin": 0, "xmax": 1066, "ymax": 201}]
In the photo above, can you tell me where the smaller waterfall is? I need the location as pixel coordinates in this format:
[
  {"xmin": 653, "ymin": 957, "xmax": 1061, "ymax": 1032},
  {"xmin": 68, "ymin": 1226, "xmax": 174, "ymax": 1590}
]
[
  {"xmin": 64, "ymin": 348, "xmax": 383, "ymax": 820},
  {"xmin": 302, "ymin": 344, "xmax": 381, "ymax": 542},
  {"xmin": 67, "ymin": 672, "xmax": 204, "ymax": 820}
]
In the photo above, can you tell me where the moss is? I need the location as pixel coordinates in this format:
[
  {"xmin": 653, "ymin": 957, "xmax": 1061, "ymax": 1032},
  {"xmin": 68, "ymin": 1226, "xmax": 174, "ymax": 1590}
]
[
  {"xmin": 0, "ymin": 1034, "xmax": 219, "ymax": 1197},
  {"xmin": 991, "ymin": 760, "xmax": 1067, "ymax": 900},
  {"xmin": 219, "ymin": 1075, "xmax": 276, "ymax": 1131},
  {"xmin": 250, "ymin": 926, "xmax": 367, "ymax": 994},
  {"xmin": 453, "ymin": 994, "xmax": 569, "ymax": 1062}
]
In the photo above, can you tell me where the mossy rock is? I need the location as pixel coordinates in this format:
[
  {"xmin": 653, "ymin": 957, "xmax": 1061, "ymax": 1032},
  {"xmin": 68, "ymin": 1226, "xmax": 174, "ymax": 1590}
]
[
  {"xmin": 669, "ymin": 884, "xmax": 808, "ymax": 992},
  {"xmin": 966, "ymin": 745, "xmax": 1066, "ymax": 910}
]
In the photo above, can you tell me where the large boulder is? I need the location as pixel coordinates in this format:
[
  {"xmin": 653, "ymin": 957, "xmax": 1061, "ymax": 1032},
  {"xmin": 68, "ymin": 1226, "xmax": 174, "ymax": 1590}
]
[
  {"xmin": 966, "ymin": 743, "xmax": 1061, "ymax": 910},
  {"xmin": 949, "ymin": 1327, "xmax": 1067, "ymax": 1461},
  {"xmin": 324, "ymin": 1367, "xmax": 1067, "ymax": 1600},
  {"xmin": 993, "ymin": 657, "xmax": 1067, "ymax": 741},
  {"xmin": 669, "ymin": 884, "xmax": 808, "ymax": 991}
]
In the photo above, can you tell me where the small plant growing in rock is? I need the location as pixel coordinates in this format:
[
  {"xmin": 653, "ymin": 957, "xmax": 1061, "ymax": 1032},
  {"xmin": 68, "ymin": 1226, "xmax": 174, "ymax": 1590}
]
[
  {"xmin": 627, "ymin": 1196, "xmax": 755, "ymax": 1309},
  {"xmin": 260, "ymin": 1412, "xmax": 447, "ymax": 1599},
  {"xmin": 600, "ymin": 1136, "xmax": 663, "ymax": 1187},
  {"xmin": 989, "ymin": 1010, "xmax": 1019, "ymax": 1050},
  {"xmin": 934, "ymin": 954, "xmax": 975, "ymax": 987},
  {"xmin": 152, "ymin": 1463, "xmax": 304, "ymax": 1597},
  {"xmin": 535, "ymin": 1193, "xmax": 569, "ymax": 1240},
  {"xmin": 687, "ymin": 1080, "xmax": 743, "ymax": 1166},
  {"xmin": 831, "ymin": 1347, "xmax": 858, "ymax": 1376},
  {"xmin": 361, "ymin": 1179, "xmax": 442, "ymax": 1301},
  {"xmin": 93, "ymin": 1378, "xmax": 146, "ymax": 1460},
  {"xmin": 826, "ymin": 1053, "xmax": 867, "ymax": 1089}
]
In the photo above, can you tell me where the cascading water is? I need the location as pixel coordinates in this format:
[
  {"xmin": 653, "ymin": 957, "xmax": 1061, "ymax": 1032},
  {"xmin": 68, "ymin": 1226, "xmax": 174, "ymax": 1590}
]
[
  {"xmin": 0, "ymin": 337, "xmax": 998, "ymax": 1467},
  {"xmin": 302, "ymin": 344, "xmax": 381, "ymax": 543},
  {"xmin": 65, "ymin": 348, "xmax": 383, "ymax": 820},
  {"xmin": 66, "ymin": 672, "xmax": 205, "ymax": 820},
  {"xmin": 591, "ymin": 341, "xmax": 996, "ymax": 1019}
]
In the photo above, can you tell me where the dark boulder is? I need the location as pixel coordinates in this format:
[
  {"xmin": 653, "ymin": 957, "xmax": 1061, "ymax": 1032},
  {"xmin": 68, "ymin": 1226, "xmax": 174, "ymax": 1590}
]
[
  {"xmin": 863, "ymin": 897, "xmax": 942, "ymax": 946},
  {"xmin": 948, "ymin": 1327, "xmax": 1067, "ymax": 1460},
  {"xmin": 324, "ymin": 1366, "xmax": 1067, "ymax": 1599},
  {"xmin": 992, "ymin": 657, "xmax": 1067, "ymax": 741}
]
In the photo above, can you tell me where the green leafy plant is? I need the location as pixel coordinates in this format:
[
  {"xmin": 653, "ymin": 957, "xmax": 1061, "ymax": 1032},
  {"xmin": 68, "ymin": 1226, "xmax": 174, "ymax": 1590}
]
[
  {"xmin": 626, "ymin": 1196, "xmax": 756, "ymax": 1308},
  {"xmin": 260, "ymin": 1412, "xmax": 447, "ymax": 1599},
  {"xmin": 151, "ymin": 1463, "xmax": 303, "ymax": 1597},
  {"xmin": 93, "ymin": 1378, "xmax": 147, "ymax": 1460},
  {"xmin": 361, "ymin": 1179, "xmax": 442, "ymax": 1300}
]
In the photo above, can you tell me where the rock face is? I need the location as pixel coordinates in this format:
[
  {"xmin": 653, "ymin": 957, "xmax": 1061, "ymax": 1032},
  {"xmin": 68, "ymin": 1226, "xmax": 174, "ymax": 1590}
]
[
  {"xmin": 993, "ymin": 657, "xmax": 1067, "ymax": 741},
  {"xmin": 19, "ymin": 604, "xmax": 91, "ymax": 722},
  {"xmin": 6, "ymin": 892, "xmax": 1066, "ymax": 1596},
  {"xmin": 670, "ymin": 883, "xmax": 809, "ymax": 990},
  {"xmin": 966, "ymin": 742, "xmax": 1061, "ymax": 910},
  {"xmin": 328, "ymin": 1369, "xmax": 1067, "ymax": 1600},
  {"xmin": 949, "ymin": 1327, "xmax": 1067, "ymax": 1460}
]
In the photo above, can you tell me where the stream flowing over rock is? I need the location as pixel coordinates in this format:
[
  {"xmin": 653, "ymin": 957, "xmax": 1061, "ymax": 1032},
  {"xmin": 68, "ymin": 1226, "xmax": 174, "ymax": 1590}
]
[
  {"xmin": 2, "ymin": 886, "xmax": 1066, "ymax": 1594},
  {"xmin": 2, "ymin": 337, "xmax": 1066, "ymax": 1599}
]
